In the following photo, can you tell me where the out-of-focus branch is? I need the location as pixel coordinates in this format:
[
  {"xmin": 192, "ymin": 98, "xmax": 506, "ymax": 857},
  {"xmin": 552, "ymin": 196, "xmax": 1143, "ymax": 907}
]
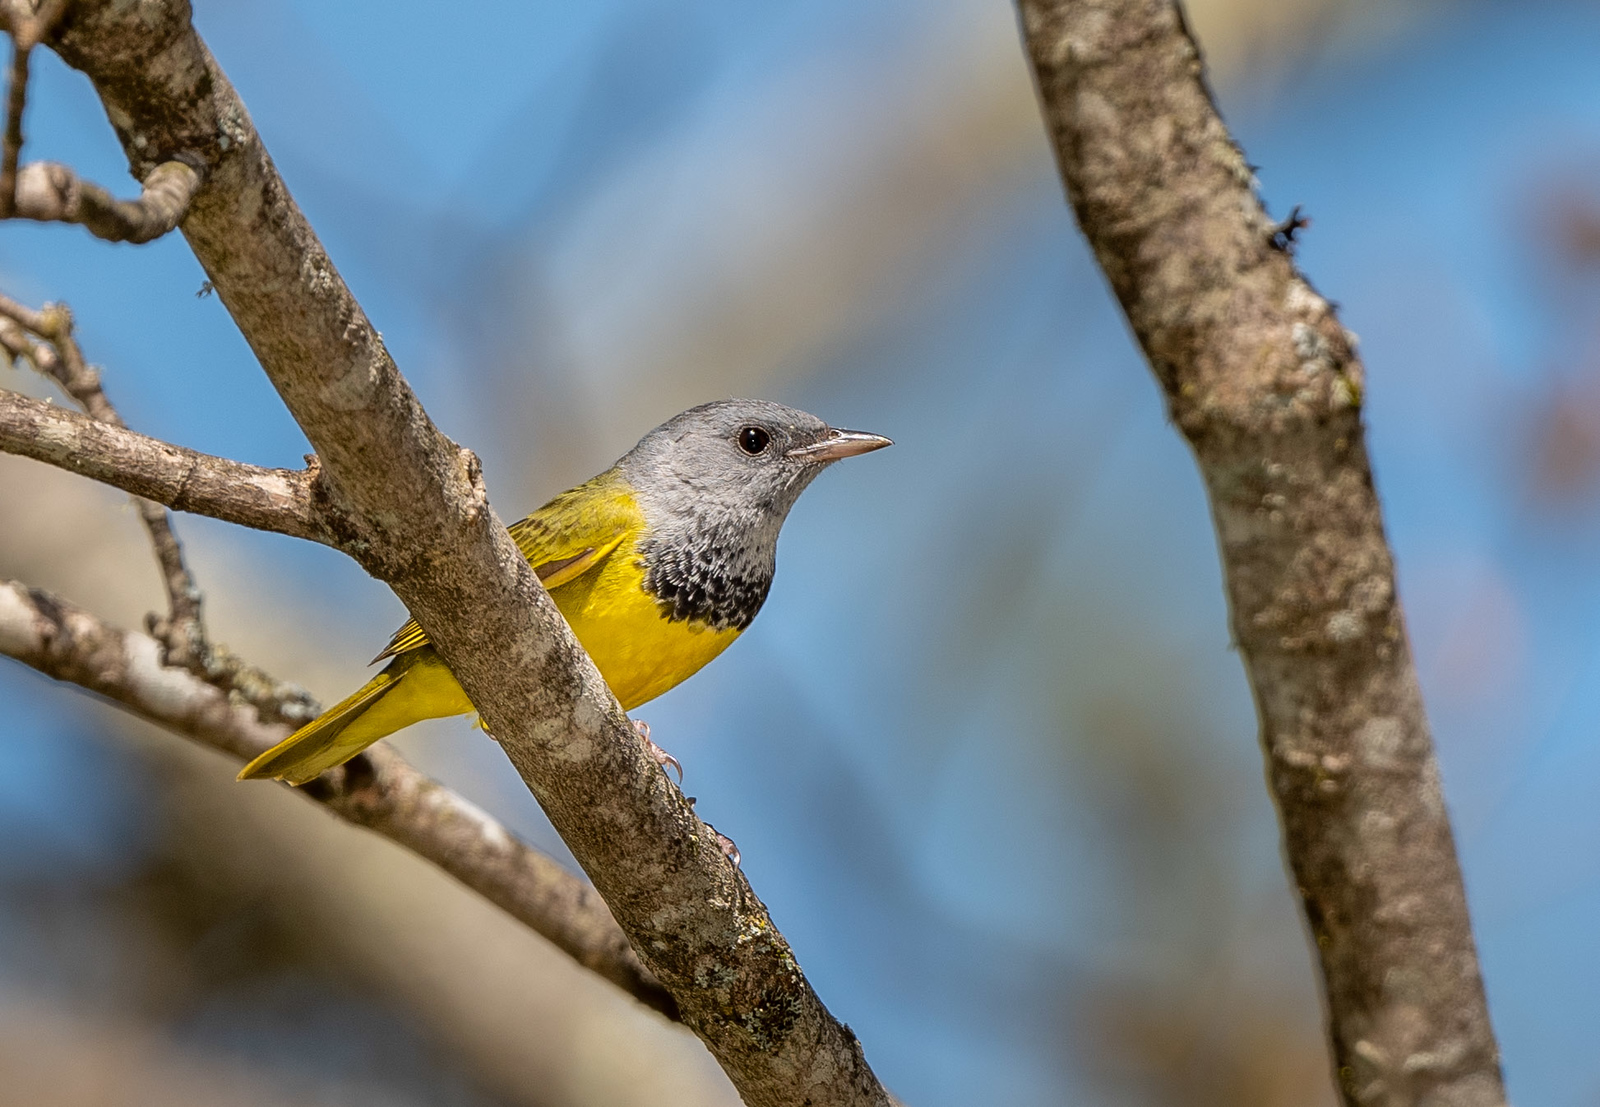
[
  {"xmin": 0, "ymin": 0, "xmax": 69, "ymax": 213},
  {"xmin": 0, "ymin": 577, "xmax": 675, "ymax": 1017},
  {"xmin": 45, "ymin": 5, "xmax": 888, "ymax": 1103},
  {"xmin": 12, "ymin": 158, "xmax": 202, "ymax": 242},
  {"xmin": 0, "ymin": 22, "xmax": 30, "ymax": 211},
  {"xmin": 0, "ymin": 292, "xmax": 318, "ymax": 723},
  {"xmin": 1015, "ymin": 3, "xmax": 1505, "ymax": 1106},
  {"xmin": 0, "ymin": 0, "xmax": 70, "ymax": 45}
]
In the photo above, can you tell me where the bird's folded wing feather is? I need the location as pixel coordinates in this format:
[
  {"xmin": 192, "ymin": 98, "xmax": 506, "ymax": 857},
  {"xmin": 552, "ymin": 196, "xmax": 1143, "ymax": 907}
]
[{"xmin": 370, "ymin": 473, "xmax": 641, "ymax": 664}]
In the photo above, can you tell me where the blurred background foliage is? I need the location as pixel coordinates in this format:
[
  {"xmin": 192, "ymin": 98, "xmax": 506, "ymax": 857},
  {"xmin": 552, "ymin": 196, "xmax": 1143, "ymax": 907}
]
[{"xmin": 2, "ymin": 0, "xmax": 1599, "ymax": 1103}]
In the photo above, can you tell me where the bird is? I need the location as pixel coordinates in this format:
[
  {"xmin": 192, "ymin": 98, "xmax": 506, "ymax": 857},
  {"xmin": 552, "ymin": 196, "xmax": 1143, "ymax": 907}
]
[{"xmin": 237, "ymin": 399, "xmax": 891, "ymax": 785}]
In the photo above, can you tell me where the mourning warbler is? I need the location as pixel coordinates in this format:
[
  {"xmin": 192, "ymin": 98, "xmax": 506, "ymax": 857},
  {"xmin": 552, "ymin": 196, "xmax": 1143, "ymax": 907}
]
[{"xmin": 238, "ymin": 399, "xmax": 891, "ymax": 785}]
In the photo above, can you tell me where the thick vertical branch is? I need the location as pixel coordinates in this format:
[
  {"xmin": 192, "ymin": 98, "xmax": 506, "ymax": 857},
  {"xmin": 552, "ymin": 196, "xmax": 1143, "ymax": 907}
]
[{"xmin": 1015, "ymin": 3, "xmax": 1505, "ymax": 1106}]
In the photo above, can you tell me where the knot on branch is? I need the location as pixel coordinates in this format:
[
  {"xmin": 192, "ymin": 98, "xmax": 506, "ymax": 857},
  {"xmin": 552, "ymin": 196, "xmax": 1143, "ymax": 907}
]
[{"xmin": 457, "ymin": 445, "xmax": 488, "ymax": 522}]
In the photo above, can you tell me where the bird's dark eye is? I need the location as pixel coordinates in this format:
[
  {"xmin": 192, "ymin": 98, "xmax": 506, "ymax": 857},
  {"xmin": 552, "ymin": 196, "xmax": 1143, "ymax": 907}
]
[{"xmin": 738, "ymin": 426, "xmax": 771, "ymax": 455}]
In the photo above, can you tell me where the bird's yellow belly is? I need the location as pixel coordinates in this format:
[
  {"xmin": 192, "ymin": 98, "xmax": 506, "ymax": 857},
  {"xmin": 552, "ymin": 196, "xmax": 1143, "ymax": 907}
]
[{"xmin": 551, "ymin": 546, "xmax": 740, "ymax": 710}]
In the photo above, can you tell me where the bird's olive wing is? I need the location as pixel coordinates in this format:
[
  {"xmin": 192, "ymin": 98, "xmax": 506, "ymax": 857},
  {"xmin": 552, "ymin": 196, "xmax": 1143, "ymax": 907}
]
[
  {"xmin": 369, "ymin": 522, "xmax": 631, "ymax": 664},
  {"xmin": 525, "ymin": 531, "xmax": 627, "ymax": 590},
  {"xmin": 370, "ymin": 618, "xmax": 430, "ymax": 664}
]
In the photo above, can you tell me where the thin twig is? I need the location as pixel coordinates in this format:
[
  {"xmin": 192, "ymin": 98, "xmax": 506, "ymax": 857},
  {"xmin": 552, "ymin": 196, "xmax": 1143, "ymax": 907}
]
[
  {"xmin": 1, "ymin": 0, "xmax": 72, "ymax": 216},
  {"xmin": 0, "ymin": 36, "xmax": 29, "ymax": 215},
  {"xmin": 0, "ymin": 292, "xmax": 316, "ymax": 725},
  {"xmin": 0, "ymin": 578, "xmax": 674, "ymax": 1016},
  {"xmin": 12, "ymin": 158, "xmax": 202, "ymax": 242},
  {"xmin": 1270, "ymin": 204, "xmax": 1312, "ymax": 253}
]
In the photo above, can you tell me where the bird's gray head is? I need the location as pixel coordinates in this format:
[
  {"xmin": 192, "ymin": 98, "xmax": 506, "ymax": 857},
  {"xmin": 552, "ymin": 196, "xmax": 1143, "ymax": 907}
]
[{"xmin": 617, "ymin": 399, "xmax": 891, "ymax": 629}]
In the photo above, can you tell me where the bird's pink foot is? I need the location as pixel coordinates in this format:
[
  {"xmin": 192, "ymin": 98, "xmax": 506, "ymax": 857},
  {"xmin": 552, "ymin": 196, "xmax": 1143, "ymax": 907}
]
[
  {"xmin": 632, "ymin": 719, "xmax": 682, "ymax": 783},
  {"xmin": 685, "ymin": 796, "xmax": 741, "ymax": 868},
  {"xmin": 711, "ymin": 826, "xmax": 741, "ymax": 868}
]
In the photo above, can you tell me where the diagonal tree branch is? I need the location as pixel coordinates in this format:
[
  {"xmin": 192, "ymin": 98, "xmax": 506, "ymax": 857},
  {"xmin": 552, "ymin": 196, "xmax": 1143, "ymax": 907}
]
[
  {"xmin": 0, "ymin": 578, "xmax": 675, "ymax": 1016},
  {"xmin": 43, "ymin": 3, "xmax": 890, "ymax": 1103},
  {"xmin": 1015, "ymin": 2, "xmax": 1505, "ymax": 1105}
]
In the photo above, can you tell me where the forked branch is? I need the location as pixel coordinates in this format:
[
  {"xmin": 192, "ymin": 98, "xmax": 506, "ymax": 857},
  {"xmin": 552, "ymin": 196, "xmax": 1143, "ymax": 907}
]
[
  {"xmin": 0, "ymin": 292, "xmax": 315, "ymax": 723},
  {"xmin": 0, "ymin": 578, "xmax": 673, "ymax": 1016}
]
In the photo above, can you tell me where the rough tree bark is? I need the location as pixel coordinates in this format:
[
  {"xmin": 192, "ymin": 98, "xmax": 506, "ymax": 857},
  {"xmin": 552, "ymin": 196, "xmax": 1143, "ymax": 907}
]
[
  {"xmin": 2, "ymin": 2, "xmax": 892, "ymax": 1104},
  {"xmin": 1014, "ymin": 3, "xmax": 1505, "ymax": 1106}
]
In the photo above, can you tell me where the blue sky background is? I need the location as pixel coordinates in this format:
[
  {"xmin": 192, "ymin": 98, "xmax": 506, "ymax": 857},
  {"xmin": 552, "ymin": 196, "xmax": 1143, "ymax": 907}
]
[{"xmin": 5, "ymin": 1, "xmax": 1600, "ymax": 1104}]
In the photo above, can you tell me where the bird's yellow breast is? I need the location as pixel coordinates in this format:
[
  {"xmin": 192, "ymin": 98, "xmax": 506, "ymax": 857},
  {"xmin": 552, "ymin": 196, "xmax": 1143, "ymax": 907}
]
[
  {"xmin": 357, "ymin": 475, "xmax": 742, "ymax": 720},
  {"xmin": 547, "ymin": 527, "xmax": 739, "ymax": 710}
]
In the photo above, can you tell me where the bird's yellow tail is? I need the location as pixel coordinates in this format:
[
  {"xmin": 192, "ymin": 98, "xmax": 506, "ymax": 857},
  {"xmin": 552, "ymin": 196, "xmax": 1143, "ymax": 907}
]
[
  {"xmin": 238, "ymin": 665, "xmax": 402, "ymax": 785},
  {"xmin": 239, "ymin": 649, "xmax": 475, "ymax": 786}
]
